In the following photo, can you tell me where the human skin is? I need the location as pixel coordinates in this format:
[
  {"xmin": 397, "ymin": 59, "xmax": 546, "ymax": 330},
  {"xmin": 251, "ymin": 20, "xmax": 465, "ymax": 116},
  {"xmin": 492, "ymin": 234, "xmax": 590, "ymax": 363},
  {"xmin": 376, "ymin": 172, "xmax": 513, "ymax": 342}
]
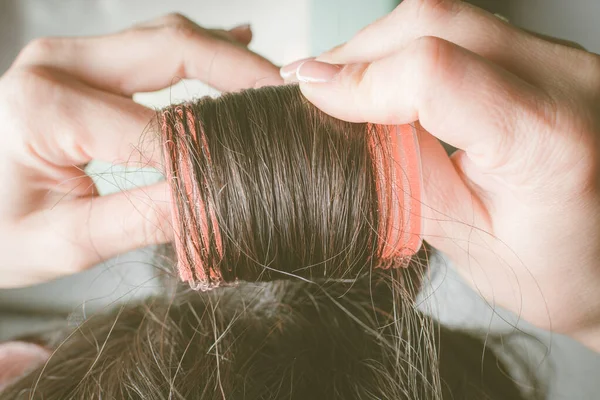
[
  {"xmin": 282, "ymin": 0, "xmax": 600, "ymax": 352},
  {"xmin": 0, "ymin": 14, "xmax": 282, "ymax": 288}
]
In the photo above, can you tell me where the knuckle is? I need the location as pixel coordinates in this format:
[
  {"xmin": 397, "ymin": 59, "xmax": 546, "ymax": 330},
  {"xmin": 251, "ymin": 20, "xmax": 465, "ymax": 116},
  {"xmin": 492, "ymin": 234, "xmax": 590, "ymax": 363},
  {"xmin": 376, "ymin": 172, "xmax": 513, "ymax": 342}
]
[
  {"xmin": 162, "ymin": 12, "xmax": 192, "ymax": 26},
  {"xmin": 409, "ymin": 36, "xmax": 456, "ymax": 80},
  {"xmin": 17, "ymin": 37, "xmax": 59, "ymax": 65},
  {"xmin": 158, "ymin": 13, "xmax": 204, "ymax": 42},
  {"xmin": 162, "ymin": 22, "xmax": 197, "ymax": 42}
]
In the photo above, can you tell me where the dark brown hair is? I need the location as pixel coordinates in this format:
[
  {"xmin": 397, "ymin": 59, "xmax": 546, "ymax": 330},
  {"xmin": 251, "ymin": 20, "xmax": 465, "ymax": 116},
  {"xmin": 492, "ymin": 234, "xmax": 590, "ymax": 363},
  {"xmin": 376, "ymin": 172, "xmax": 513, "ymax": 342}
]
[
  {"xmin": 2, "ymin": 273, "xmax": 534, "ymax": 400},
  {"xmin": 2, "ymin": 85, "xmax": 540, "ymax": 399},
  {"xmin": 161, "ymin": 85, "xmax": 415, "ymax": 289}
]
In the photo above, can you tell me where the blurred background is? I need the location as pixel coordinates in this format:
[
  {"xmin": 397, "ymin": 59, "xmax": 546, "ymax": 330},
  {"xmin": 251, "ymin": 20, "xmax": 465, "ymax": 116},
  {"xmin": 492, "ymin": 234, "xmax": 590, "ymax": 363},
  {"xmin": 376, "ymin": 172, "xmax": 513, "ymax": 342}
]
[{"xmin": 0, "ymin": 0, "xmax": 599, "ymax": 398}]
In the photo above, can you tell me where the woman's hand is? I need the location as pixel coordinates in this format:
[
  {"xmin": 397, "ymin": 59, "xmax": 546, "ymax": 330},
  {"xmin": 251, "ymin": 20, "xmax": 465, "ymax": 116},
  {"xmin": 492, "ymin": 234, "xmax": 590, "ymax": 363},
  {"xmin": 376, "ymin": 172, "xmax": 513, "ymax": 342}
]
[
  {"xmin": 283, "ymin": 0, "xmax": 600, "ymax": 350},
  {"xmin": 0, "ymin": 14, "xmax": 281, "ymax": 288}
]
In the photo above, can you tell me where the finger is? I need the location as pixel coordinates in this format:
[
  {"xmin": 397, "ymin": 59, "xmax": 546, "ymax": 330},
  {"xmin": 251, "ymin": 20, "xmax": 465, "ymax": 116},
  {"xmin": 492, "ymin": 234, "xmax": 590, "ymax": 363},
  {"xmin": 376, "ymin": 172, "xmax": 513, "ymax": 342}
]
[
  {"xmin": 17, "ymin": 15, "xmax": 281, "ymax": 96},
  {"xmin": 315, "ymin": 0, "xmax": 585, "ymax": 89},
  {"xmin": 297, "ymin": 37, "xmax": 550, "ymax": 167},
  {"xmin": 78, "ymin": 92, "xmax": 160, "ymax": 166},
  {"xmin": 6, "ymin": 165, "xmax": 97, "ymax": 219},
  {"xmin": 317, "ymin": 0, "xmax": 507, "ymax": 63},
  {"xmin": 31, "ymin": 181, "xmax": 173, "ymax": 273},
  {"xmin": 23, "ymin": 73, "xmax": 160, "ymax": 166},
  {"xmin": 130, "ymin": 13, "xmax": 252, "ymax": 45},
  {"xmin": 43, "ymin": 166, "xmax": 98, "ymax": 198}
]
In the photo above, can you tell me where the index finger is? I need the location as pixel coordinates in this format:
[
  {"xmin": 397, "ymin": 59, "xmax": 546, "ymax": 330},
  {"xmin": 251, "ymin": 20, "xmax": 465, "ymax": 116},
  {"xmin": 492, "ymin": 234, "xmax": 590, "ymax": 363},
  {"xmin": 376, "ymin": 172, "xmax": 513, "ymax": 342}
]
[
  {"xmin": 316, "ymin": 0, "xmax": 588, "ymax": 91},
  {"xmin": 296, "ymin": 37, "xmax": 550, "ymax": 168},
  {"xmin": 16, "ymin": 14, "xmax": 282, "ymax": 96}
]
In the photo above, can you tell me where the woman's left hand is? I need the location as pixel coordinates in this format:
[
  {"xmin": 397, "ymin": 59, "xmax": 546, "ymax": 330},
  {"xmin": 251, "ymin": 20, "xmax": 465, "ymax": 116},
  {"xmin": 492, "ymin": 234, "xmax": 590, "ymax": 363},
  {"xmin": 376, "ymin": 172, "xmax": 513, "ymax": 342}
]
[
  {"xmin": 282, "ymin": 0, "xmax": 600, "ymax": 350},
  {"xmin": 0, "ymin": 14, "xmax": 281, "ymax": 288}
]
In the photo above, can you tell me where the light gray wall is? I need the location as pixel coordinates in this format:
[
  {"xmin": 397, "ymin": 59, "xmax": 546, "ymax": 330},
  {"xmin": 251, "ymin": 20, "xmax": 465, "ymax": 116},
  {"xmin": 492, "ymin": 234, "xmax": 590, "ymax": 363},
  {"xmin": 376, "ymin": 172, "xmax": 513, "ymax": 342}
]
[{"xmin": 309, "ymin": 0, "xmax": 400, "ymax": 55}]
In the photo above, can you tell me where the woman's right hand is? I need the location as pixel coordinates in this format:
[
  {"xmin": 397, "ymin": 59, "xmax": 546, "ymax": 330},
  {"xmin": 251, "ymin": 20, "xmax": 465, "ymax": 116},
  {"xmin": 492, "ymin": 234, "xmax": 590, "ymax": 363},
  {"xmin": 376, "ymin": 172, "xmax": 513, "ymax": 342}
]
[
  {"xmin": 0, "ymin": 14, "xmax": 281, "ymax": 288},
  {"xmin": 283, "ymin": 0, "xmax": 600, "ymax": 351}
]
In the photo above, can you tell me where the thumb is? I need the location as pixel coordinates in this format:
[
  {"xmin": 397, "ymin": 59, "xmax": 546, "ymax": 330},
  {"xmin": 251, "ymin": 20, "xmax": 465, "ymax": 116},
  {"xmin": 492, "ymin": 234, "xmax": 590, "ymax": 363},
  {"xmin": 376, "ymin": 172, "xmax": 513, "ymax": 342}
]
[{"xmin": 295, "ymin": 37, "xmax": 542, "ymax": 169}]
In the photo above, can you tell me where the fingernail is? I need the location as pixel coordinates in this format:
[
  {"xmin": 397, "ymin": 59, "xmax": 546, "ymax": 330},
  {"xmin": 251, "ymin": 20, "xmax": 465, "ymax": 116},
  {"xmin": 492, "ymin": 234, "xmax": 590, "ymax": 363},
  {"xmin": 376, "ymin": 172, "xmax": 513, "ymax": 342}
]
[
  {"xmin": 231, "ymin": 23, "xmax": 251, "ymax": 31},
  {"xmin": 280, "ymin": 57, "xmax": 315, "ymax": 80},
  {"xmin": 296, "ymin": 60, "xmax": 341, "ymax": 83}
]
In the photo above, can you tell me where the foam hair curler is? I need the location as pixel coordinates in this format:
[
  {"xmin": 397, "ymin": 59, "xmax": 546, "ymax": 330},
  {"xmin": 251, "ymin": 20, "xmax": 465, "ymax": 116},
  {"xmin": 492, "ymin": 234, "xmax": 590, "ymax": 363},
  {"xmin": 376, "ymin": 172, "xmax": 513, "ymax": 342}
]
[
  {"xmin": 161, "ymin": 106, "xmax": 222, "ymax": 286},
  {"xmin": 371, "ymin": 123, "xmax": 423, "ymax": 262},
  {"xmin": 161, "ymin": 100, "xmax": 423, "ymax": 289}
]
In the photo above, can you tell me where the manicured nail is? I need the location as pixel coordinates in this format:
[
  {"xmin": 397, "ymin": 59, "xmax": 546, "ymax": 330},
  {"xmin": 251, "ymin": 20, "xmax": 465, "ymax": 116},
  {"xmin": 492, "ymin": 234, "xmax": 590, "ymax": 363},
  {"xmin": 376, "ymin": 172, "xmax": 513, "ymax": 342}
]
[
  {"xmin": 280, "ymin": 57, "xmax": 315, "ymax": 80},
  {"xmin": 231, "ymin": 23, "xmax": 251, "ymax": 31},
  {"xmin": 296, "ymin": 60, "xmax": 341, "ymax": 83}
]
